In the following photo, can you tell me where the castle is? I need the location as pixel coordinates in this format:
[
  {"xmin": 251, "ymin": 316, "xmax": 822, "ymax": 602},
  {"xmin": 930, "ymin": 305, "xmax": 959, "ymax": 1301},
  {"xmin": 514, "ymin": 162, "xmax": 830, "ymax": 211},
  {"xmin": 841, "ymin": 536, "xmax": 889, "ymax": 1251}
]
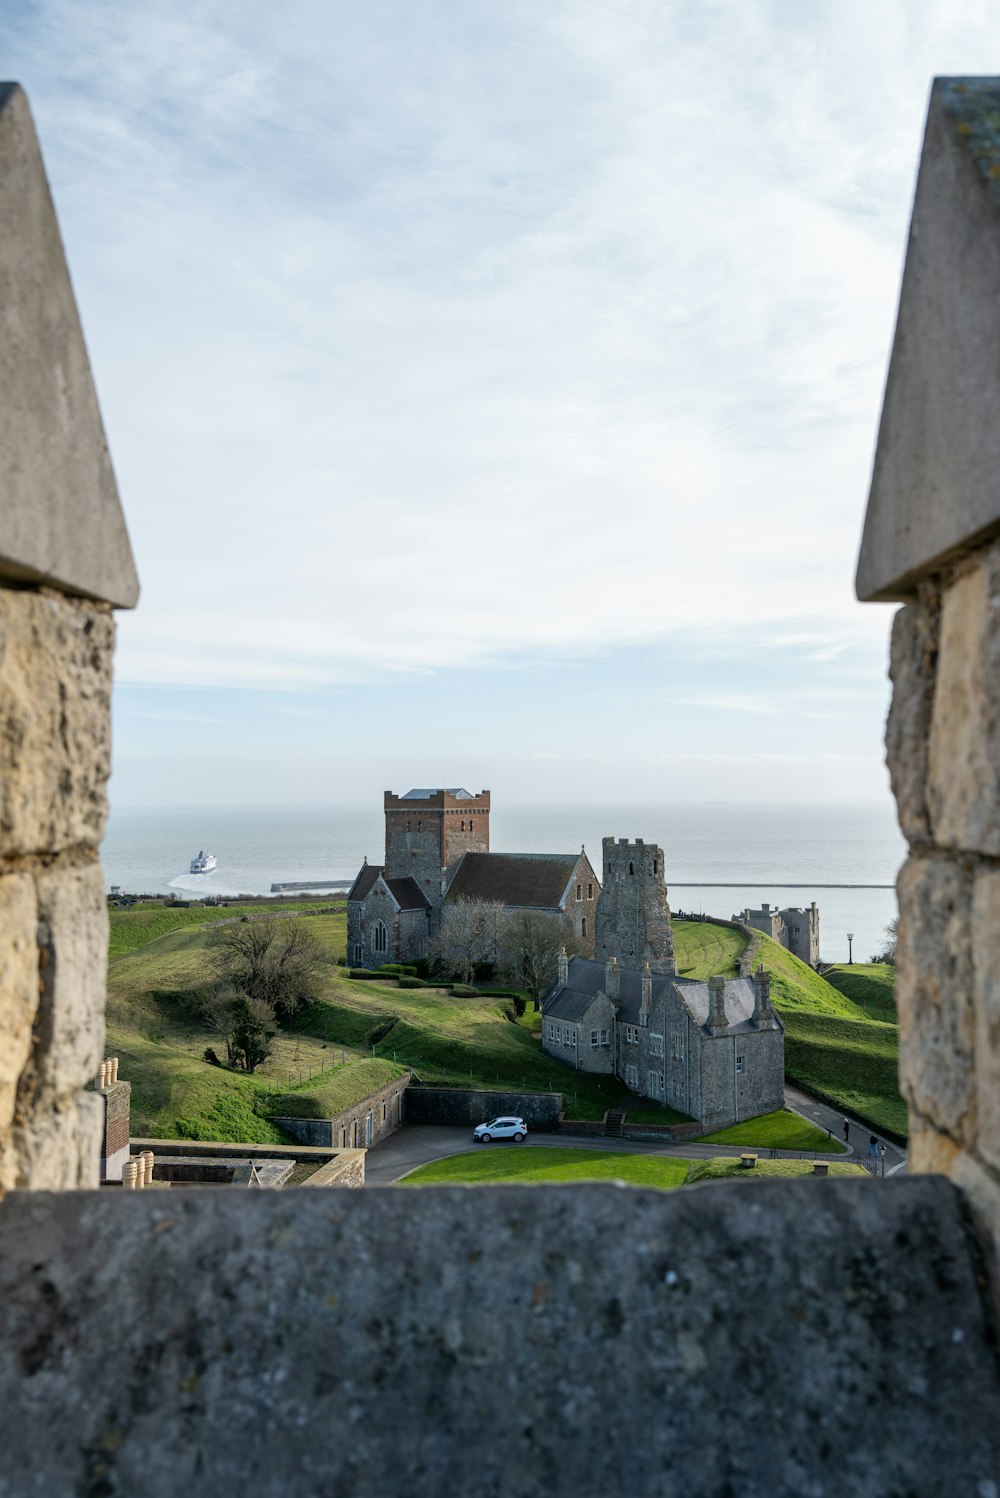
[
  {"xmin": 346, "ymin": 789, "xmax": 598, "ymax": 969},
  {"xmin": 738, "ymin": 900, "xmax": 820, "ymax": 967},
  {"xmin": 543, "ymin": 838, "xmax": 784, "ymax": 1124}
]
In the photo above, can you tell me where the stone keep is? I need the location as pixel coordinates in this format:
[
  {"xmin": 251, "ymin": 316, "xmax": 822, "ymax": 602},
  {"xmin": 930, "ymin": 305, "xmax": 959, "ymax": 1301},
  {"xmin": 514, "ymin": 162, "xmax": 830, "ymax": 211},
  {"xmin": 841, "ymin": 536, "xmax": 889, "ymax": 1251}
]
[
  {"xmin": 0, "ymin": 84, "xmax": 137, "ymax": 1191},
  {"xmin": 593, "ymin": 837, "xmax": 675, "ymax": 973}
]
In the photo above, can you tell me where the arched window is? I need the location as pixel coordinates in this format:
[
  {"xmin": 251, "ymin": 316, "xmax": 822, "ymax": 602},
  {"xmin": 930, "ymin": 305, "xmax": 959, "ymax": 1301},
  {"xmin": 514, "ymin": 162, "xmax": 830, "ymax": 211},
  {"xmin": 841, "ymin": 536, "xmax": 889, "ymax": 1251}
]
[{"xmin": 373, "ymin": 920, "xmax": 388, "ymax": 955}]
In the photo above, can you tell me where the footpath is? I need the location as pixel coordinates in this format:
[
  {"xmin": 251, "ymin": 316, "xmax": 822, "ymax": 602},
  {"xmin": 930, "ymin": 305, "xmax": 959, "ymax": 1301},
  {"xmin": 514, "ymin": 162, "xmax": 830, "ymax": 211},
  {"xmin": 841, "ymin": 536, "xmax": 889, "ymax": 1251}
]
[{"xmin": 784, "ymin": 1084, "xmax": 906, "ymax": 1175}]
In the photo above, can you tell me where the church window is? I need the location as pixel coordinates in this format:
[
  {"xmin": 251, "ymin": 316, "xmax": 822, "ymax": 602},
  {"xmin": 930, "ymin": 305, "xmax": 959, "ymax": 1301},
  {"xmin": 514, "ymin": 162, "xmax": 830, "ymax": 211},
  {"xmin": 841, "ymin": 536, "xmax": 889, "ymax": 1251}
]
[
  {"xmin": 576, "ymin": 884, "xmax": 582, "ymax": 902},
  {"xmin": 736, "ymin": 1055, "xmax": 744, "ymax": 1074},
  {"xmin": 588, "ymin": 883, "xmax": 593, "ymax": 899},
  {"xmin": 373, "ymin": 920, "xmax": 388, "ymax": 955}
]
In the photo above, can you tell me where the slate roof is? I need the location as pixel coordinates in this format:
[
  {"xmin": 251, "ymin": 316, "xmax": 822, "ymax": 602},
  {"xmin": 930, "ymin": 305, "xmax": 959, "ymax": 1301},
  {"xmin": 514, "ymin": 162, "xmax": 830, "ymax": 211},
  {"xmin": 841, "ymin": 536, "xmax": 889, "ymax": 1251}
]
[
  {"xmin": 544, "ymin": 957, "xmax": 781, "ymax": 1033},
  {"xmin": 445, "ymin": 852, "xmax": 580, "ymax": 911},
  {"xmin": 347, "ymin": 865, "xmax": 430, "ymax": 912}
]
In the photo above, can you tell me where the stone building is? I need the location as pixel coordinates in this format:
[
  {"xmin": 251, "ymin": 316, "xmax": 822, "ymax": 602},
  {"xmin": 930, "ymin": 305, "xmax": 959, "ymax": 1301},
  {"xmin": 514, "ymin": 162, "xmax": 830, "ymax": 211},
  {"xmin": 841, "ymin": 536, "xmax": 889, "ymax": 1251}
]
[
  {"xmin": 542, "ymin": 954, "xmax": 784, "ymax": 1126},
  {"xmin": 347, "ymin": 788, "xmax": 598, "ymax": 968},
  {"xmin": 738, "ymin": 901, "xmax": 820, "ymax": 967},
  {"xmin": 3, "ymin": 77, "xmax": 1000, "ymax": 1497}
]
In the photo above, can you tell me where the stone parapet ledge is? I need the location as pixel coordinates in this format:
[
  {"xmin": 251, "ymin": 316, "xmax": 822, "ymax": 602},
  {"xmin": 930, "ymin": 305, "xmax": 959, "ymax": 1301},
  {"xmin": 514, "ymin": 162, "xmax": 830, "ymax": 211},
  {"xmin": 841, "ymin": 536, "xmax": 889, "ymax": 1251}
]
[{"xmin": 0, "ymin": 1179, "xmax": 996, "ymax": 1494}]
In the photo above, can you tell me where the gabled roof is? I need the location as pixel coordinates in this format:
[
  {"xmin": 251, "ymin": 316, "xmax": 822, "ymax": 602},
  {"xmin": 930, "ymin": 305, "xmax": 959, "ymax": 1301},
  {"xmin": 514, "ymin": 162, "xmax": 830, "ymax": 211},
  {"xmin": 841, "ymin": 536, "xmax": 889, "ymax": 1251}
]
[
  {"xmin": 347, "ymin": 865, "xmax": 429, "ymax": 912},
  {"xmin": 545, "ymin": 958, "xmax": 781, "ymax": 1034},
  {"xmin": 445, "ymin": 852, "xmax": 581, "ymax": 911}
]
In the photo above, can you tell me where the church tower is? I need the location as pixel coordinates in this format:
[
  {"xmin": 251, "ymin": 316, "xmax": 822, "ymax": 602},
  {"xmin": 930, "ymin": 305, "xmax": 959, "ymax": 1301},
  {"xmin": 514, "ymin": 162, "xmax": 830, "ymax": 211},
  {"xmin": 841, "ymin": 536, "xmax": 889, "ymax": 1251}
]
[
  {"xmin": 594, "ymin": 837, "xmax": 675, "ymax": 974},
  {"xmin": 383, "ymin": 788, "xmax": 490, "ymax": 928}
]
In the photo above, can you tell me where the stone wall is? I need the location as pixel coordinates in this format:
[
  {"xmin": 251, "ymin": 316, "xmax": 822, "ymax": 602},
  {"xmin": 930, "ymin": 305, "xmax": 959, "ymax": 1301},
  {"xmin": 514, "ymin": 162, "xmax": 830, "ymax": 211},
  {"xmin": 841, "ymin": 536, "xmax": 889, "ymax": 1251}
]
[
  {"xmin": 403, "ymin": 1085, "xmax": 563, "ymax": 1129},
  {"xmin": 273, "ymin": 1071, "xmax": 410, "ymax": 1150},
  {"xmin": 0, "ymin": 585, "xmax": 116, "ymax": 1193},
  {"xmin": 883, "ymin": 544, "xmax": 1000, "ymax": 1278}
]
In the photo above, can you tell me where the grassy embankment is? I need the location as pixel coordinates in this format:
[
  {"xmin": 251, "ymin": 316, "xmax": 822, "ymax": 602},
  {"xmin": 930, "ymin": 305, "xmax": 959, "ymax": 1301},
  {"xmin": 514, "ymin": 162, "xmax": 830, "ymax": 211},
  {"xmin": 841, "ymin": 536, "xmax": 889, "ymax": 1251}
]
[
  {"xmin": 824, "ymin": 963, "xmax": 897, "ymax": 1021},
  {"xmin": 106, "ymin": 905, "xmax": 905, "ymax": 1143},
  {"xmin": 400, "ymin": 1147, "xmax": 867, "ymax": 1188}
]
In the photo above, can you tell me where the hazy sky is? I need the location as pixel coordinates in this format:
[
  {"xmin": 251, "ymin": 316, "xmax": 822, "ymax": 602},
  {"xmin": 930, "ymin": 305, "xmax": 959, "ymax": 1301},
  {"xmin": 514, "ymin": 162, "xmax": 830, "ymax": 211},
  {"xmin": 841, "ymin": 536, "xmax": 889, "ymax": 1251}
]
[{"xmin": 9, "ymin": 2, "xmax": 997, "ymax": 807}]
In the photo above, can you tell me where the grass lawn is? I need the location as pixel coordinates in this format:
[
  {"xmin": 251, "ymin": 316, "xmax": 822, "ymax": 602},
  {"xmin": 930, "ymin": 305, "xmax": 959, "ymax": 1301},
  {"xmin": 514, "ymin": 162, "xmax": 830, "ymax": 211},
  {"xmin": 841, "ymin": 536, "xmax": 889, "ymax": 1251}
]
[
  {"xmin": 108, "ymin": 900, "xmax": 344, "ymax": 962},
  {"xmin": 824, "ymin": 963, "xmax": 896, "ymax": 1022},
  {"xmin": 673, "ymin": 921, "xmax": 747, "ymax": 979},
  {"xmin": 693, "ymin": 1108, "xmax": 847, "ymax": 1153},
  {"xmin": 401, "ymin": 1148, "xmax": 868, "ymax": 1188},
  {"xmin": 401, "ymin": 1147, "xmax": 692, "ymax": 1189},
  {"xmin": 686, "ymin": 1157, "xmax": 868, "ymax": 1183}
]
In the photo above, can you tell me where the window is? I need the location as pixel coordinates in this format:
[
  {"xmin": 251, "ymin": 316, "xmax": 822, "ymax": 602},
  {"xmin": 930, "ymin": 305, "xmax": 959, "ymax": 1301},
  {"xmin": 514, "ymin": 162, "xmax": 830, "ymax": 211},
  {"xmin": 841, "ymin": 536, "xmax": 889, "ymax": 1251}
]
[
  {"xmin": 588, "ymin": 883, "xmax": 593, "ymax": 899},
  {"xmin": 653, "ymin": 860, "xmax": 658, "ymax": 874},
  {"xmin": 582, "ymin": 917, "xmax": 587, "ymax": 938},
  {"xmin": 373, "ymin": 920, "xmax": 388, "ymax": 955},
  {"xmin": 354, "ymin": 944, "xmax": 363, "ymax": 964},
  {"xmin": 629, "ymin": 861, "xmax": 634, "ymax": 876},
  {"xmin": 590, "ymin": 1027, "xmax": 609, "ymax": 1047},
  {"xmin": 568, "ymin": 1029, "xmax": 577, "ymax": 1047},
  {"xmin": 736, "ymin": 1055, "xmax": 744, "ymax": 1074},
  {"xmin": 624, "ymin": 1025, "xmax": 638, "ymax": 1045},
  {"xmin": 625, "ymin": 1064, "xmax": 639, "ymax": 1090},
  {"xmin": 382, "ymin": 1102, "xmax": 387, "ymax": 1121},
  {"xmin": 576, "ymin": 884, "xmax": 582, "ymax": 902},
  {"xmin": 546, "ymin": 1023, "xmax": 556, "ymax": 1042},
  {"xmin": 650, "ymin": 1034, "xmax": 664, "ymax": 1057},
  {"xmin": 671, "ymin": 1034, "xmax": 684, "ymax": 1061},
  {"xmin": 365, "ymin": 1113, "xmax": 373, "ymax": 1146}
]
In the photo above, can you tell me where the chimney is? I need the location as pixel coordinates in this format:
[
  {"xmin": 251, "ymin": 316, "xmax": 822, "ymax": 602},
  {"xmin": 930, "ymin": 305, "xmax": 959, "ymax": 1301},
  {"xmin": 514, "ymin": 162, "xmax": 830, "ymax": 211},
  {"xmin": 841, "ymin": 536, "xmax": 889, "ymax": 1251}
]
[
  {"xmin": 707, "ymin": 975, "xmax": 728, "ymax": 1035},
  {"xmin": 557, "ymin": 947, "xmax": 569, "ymax": 988},
  {"xmin": 98, "ymin": 1063, "xmax": 132, "ymax": 1183},
  {"xmin": 605, "ymin": 956, "xmax": 620, "ymax": 1005},
  {"xmin": 753, "ymin": 964, "xmax": 771, "ymax": 1026},
  {"xmin": 639, "ymin": 962, "xmax": 652, "ymax": 1027}
]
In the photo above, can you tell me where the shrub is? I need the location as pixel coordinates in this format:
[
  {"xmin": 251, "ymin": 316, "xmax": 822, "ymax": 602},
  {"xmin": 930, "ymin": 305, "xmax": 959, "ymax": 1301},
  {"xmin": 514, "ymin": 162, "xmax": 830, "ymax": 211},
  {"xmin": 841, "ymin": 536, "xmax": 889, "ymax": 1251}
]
[
  {"xmin": 349, "ymin": 969, "xmax": 385, "ymax": 980},
  {"xmin": 379, "ymin": 963, "xmax": 418, "ymax": 976},
  {"xmin": 449, "ymin": 984, "xmax": 480, "ymax": 998},
  {"xmin": 203, "ymin": 1047, "xmax": 222, "ymax": 1067},
  {"xmin": 398, "ymin": 975, "xmax": 427, "ymax": 989}
]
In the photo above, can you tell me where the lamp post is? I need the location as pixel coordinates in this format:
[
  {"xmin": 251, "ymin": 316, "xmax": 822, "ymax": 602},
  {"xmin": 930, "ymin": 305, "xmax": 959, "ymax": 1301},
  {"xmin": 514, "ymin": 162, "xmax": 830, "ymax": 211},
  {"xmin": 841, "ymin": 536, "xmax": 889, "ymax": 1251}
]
[{"xmin": 847, "ymin": 932, "xmax": 854, "ymax": 965}]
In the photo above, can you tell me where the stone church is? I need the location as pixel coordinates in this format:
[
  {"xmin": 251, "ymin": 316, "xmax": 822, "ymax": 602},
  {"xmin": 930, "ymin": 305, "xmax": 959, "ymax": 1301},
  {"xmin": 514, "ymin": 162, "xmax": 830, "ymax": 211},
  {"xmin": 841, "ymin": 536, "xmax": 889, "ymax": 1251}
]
[
  {"xmin": 542, "ymin": 837, "xmax": 784, "ymax": 1125},
  {"xmin": 346, "ymin": 789, "xmax": 599, "ymax": 969}
]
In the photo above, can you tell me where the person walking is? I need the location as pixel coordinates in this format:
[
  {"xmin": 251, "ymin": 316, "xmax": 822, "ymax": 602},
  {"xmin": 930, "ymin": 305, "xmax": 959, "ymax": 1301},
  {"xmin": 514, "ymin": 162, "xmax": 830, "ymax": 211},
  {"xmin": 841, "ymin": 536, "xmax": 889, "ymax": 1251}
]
[
  {"xmin": 868, "ymin": 1133, "xmax": 878, "ymax": 1157},
  {"xmin": 843, "ymin": 1119, "xmax": 850, "ymax": 1145}
]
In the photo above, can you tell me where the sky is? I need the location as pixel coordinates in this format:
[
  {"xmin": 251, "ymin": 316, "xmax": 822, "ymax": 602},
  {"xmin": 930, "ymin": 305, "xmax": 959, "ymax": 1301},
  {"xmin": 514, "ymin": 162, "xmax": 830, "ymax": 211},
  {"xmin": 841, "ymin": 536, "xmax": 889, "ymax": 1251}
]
[{"xmin": 8, "ymin": 1, "xmax": 999, "ymax": 807}]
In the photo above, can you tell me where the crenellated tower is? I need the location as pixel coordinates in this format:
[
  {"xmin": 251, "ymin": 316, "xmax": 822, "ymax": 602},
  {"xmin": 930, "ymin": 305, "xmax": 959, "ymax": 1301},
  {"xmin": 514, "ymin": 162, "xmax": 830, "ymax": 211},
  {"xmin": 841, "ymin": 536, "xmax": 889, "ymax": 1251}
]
[
  {"xmin": 594, "ymin": 837, "xmax": 675, "ymax": 974},
  {"xmin": 384, "ymin": 788, "xmax": 490, "ymax": 928}
]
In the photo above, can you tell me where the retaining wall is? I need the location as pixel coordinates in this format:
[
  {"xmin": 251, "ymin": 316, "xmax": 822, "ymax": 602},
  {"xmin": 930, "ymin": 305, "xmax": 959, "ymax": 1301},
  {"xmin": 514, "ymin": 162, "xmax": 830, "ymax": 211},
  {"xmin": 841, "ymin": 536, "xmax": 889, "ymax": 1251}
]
[{"xmin": 404, "ymin": 1086, "xmax": 563, "ymax": 1129}]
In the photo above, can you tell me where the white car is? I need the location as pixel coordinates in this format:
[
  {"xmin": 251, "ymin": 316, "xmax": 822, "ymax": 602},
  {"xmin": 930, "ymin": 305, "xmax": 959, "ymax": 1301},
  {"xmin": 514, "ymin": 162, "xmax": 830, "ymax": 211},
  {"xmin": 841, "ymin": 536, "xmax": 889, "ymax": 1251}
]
[{"xmin": 473, "ymin": 1116, "xmax": 528, "ymax": 1143}]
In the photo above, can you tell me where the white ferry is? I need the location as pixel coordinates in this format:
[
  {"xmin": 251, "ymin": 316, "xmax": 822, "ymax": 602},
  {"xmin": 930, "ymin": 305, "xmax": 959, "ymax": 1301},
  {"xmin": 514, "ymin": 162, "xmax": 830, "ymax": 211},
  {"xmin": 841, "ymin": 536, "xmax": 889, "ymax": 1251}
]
[{"xmin": 190, "ymin": 850, "xmax": 217, "ymax": 874}]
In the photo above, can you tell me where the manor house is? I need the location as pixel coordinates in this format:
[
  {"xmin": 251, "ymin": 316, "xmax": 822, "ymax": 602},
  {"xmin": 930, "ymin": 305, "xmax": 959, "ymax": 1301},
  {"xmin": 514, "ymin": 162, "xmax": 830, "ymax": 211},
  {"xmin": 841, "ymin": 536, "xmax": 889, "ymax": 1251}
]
[
  {"xmin": 543, "ymin": 837, "xmax": 784, "ymax": 1125},
  {"xmin": 346, "ymin": 789, "xmax": 598, "ymax": 969}
]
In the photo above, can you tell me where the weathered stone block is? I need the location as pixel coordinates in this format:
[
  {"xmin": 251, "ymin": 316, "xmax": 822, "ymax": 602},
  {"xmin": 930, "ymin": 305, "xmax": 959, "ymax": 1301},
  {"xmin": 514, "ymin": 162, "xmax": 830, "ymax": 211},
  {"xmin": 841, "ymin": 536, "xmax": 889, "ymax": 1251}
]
[
  {"xmin": 0, "ymin": 588, "xmax": 113, "ymax": 857},
  {"xmin": 0, "ymin": 1090, "xmax": 100, "ymax": 1192},
  {"xmin": 896, "ymin": 856, "xmax": 976, "ymax": 1144},
  {"xmin": 858, "ymin": 79, "xmax": 1000, "ymax": 602},
  {"xmin": 20, "ymin": 864, "xmax": 107, "ymax": 1106},
  {"xmin": 973, "ymin": 866, "xmax": 1000, "ymax": 1173},
  {"xmin": 0, "ymin": 873, "xmax": 37, "ymax": 1134},
  {"xmin": 0, "ymin": 84, "xmax": 138, "ymax": 609},
  {"xmin": 886, "ymin": 596, "xmax": 939, "ymax": 845},
  {"xmin": 928, "ymin": 553, "xmax": 1000, "ymax": 856},
  {"xmin": 0, "ymin": 1180, "xmax": 998, "ymax": 1494},
  {"xmin": 951, "ymin": 1150, "xmax": 1000, "ymax": 1316}
]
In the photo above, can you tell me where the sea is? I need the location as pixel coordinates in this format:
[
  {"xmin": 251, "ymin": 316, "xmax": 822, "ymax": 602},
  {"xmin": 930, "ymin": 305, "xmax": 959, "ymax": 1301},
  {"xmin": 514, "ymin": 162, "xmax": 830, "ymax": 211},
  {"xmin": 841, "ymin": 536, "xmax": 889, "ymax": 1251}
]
[{"xmin": 101, "ymin": 801, "xmax": 905, "ymax": 968}]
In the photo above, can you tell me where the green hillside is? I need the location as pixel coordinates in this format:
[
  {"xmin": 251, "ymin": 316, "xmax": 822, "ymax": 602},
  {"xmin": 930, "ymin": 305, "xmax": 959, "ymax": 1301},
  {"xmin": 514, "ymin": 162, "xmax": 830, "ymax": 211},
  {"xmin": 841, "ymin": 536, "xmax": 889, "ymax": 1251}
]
[
  {"xmin": 108, "ymin": 899, "xmax": 345, "ymax": 961},
  {"xmin": 824, "ymin": 963, "xmax": 896, "ymax": 1022},
  {"xmin": 672, "ymin": 920, "xmax": 746, "ymax": 979}
]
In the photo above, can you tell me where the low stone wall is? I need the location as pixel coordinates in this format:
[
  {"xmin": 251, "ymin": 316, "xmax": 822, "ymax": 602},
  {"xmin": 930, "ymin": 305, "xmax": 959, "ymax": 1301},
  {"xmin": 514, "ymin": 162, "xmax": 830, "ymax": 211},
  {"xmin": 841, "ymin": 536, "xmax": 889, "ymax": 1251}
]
[
  {"xmin": 301, "ymin": 1152, "xmax": 365, "ymax": 1188},
  {"xmin": 404, "ymin": 1086, "xmax": 563, "ymax": 1129},
  {"xmin": 273, "ymin": 1071, "xmax": 411, "ymax": 1150},
  {"xmin": 621, "ymin": 1120, "xmax": 707, "ymax": 1143},
  {"xmin": 0, "ymin": 1180, "xmax": 997, "ymax": 1492}
]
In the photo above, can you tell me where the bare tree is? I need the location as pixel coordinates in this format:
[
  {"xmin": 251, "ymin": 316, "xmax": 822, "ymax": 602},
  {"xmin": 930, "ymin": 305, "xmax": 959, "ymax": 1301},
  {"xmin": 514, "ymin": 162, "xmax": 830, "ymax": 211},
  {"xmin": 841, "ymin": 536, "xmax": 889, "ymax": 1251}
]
[
  {"xmin": 498, "ymin": 911, "xmax": 578, "ymax": 1007},
  {"xmin": 202, "ymin": 983, "xmax": 277, "ymax": 1074},
  {"xmin": 429, "ymin": 898, "xmax": 507, "ymax": 984},
  {"xmin": 870, "ymin": 916, "xmax": 898, "ymax": 966},
  {"xmin": 208, "ymin": 916, "xmax": 325, "ymax": 1021}
]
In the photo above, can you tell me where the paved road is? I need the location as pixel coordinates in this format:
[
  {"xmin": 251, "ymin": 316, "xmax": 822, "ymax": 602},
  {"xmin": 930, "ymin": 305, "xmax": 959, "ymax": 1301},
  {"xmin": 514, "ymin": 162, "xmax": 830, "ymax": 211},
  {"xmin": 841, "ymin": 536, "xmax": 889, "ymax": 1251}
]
[{"xmin": 364, "ymin": 1090, "xmax": 906, "ymax": 1185}]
